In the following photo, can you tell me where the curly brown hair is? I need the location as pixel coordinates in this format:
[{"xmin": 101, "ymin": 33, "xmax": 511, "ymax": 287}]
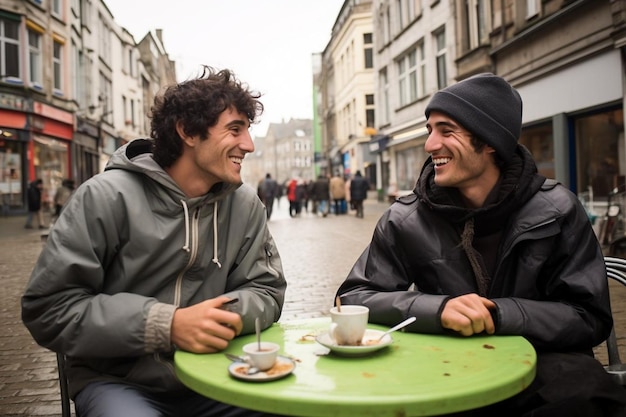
[{"xmin": 150, "ymin": 66, "xmax": 263, "ymax": 168}]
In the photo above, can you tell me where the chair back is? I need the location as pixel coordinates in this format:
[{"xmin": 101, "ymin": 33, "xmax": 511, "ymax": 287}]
[{"xmin": 603, "ymin": 256, "xmax": 626, "ymax": 385}]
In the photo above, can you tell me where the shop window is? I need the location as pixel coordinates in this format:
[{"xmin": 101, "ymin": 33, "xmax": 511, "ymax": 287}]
[
  {"xmin": 33, "ymin": 135, "xmax": 69, "ymax": 208},
  {"xmin": 0, "ymin": 137, "xmax": 24, "ymax": 211},
  {"xmin": 519, "ymin": 122, "xmax": 554, "ymax": 179},
  {"xmin": 395, "ymin": 144, "xmax": 426, "ymax": 191},
  {"xmin": 576, "ymin": 109, "xmax": 624, "ymax": 199}
]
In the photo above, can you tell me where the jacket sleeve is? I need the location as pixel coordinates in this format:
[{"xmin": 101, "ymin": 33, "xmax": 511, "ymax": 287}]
[
  {"xmin": 491, "ymin": 187, "xmax": 613, "ymax": 351},
  {"xmin": 21, "ymin": 178, "xmax": 164, "ymax": 358},
  {"xmin": 336, "ymin": 208, "xmax": 449, "ymax": 333}
]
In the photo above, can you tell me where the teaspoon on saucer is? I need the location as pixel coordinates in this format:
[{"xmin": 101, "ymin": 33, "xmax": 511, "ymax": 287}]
[{"xmin": 224, "ymin": 353, "xmax": 261, "ymax": 375}]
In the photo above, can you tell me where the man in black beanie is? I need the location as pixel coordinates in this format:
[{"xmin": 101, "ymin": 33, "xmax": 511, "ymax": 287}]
[{"xmin": 336, "ymin": 73, "xmax": 626, "ymax": 416}]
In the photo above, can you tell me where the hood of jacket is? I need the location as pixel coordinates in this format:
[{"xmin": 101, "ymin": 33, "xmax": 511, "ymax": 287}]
[
  {"xmin": 107, "ymin": 139, "xmax": 240, "ymax": 260},
  {"xmin": 106, "ymin": 138, "xmax": 240, "ymax": 207},
  {"xmin": 414, "ymin": 144, "xmax": 546, "ymax": 237}
]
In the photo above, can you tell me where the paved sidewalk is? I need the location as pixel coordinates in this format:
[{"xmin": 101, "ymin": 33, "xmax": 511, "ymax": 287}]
[{"xmin": 0, "ymin": 197, "xmax": 624, "ymax": 416}]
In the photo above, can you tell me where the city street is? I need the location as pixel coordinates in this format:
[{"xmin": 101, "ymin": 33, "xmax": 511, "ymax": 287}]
[{"xmin": 0, "ymin": 196, "xmax": 624, "ymax": 416}]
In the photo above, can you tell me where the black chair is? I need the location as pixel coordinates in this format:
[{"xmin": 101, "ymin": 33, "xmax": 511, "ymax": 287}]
[
  {"xmin": 56, "ymin": 352, "xmax": 76, "ymax": 417},
  {"xmin": 603, "ymin": 256, "xmax": 626, "ymax": 385}
]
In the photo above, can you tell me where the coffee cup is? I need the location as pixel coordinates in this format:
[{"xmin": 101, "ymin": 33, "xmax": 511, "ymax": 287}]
[
  {"xmin": 329, "ymin": 305, "xmax": 369, "ymax": 346},
  {"xmin": 242, "ymin": 342, "xmax": 279, "ymax": 371}
]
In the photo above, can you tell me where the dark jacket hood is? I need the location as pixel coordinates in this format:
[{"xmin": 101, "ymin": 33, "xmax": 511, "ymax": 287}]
[{"xmin": 414, "ymin": 144, "xmax": 546, "ymax": 236}]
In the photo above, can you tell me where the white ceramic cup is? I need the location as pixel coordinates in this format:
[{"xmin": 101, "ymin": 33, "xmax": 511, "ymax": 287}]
[
  {"xmin": 329, "ymin": 305, "xmax": 369, "ymax": 346},
  {"xmin": 242, "ymin": 342, "xmax": 279, "ymax": 371}
]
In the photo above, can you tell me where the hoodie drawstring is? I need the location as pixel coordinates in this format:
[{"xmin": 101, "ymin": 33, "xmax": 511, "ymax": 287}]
[
  {"xmin": 180, "ymin": 200, "xmax": 221, "ymax": 268},
  {"xmin": 460, "ymin": 218, "xmax": 490, "ymax": 296},
  {"xmin": 212, "ymin": 203, "xmax": 222, "ymax": 269},
  {"xmin": 181, "ymin": 200, "xmax": 190, "ymax": 253}
]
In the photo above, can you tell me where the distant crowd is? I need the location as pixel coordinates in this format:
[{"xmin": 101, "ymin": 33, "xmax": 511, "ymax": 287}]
[{"xmin": 257, "ymin": 171, "xmax": 371, "ymax": 220}]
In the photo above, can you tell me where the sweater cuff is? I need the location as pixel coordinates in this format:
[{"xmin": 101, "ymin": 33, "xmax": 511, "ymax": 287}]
[{"xmin": 145, "ymin": 302, "xmax": 177, "ymax": 353}]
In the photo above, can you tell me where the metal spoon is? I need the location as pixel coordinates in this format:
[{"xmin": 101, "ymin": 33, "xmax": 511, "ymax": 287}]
[
  {"xmin": 224, "ymin": 353, "xmax": 260, "ymax": 375},
  {"xmin": 255, "ymin": 317, "xmax": 262, "ymax": 351},
  {"xmin": 377, "ymin": 316, "xmax": 417, "ymax": 341}
]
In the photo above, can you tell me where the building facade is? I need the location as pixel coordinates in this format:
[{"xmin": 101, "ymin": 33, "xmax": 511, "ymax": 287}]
[
  {"xmin": 0, "ymin": 0, "xmax": 175, "ymax": 216},
  {"xmin": 242, "ymin": 118, "xmax": 314, "ymax": 191},
  {"xmin": 318, "ymin": 0, "xmax": 376, "ymax": 184},
  {"xmin": 370, "ymin": 0, "xmax": 456, "ymax": 198},
  {"xmin": 316, "ymin": 0, "xmax": 625, "ymax": 208}
]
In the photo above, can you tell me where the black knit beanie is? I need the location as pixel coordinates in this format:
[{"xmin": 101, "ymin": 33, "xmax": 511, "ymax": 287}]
[{"xmin": 424, "ymin": 73, "xmax": 522, "ymax": 163}]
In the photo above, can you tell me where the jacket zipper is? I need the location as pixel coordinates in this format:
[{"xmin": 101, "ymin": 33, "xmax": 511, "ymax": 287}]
[{"xmin": 173, "ymin": 207, "xmax": 200, "ymax": 307}]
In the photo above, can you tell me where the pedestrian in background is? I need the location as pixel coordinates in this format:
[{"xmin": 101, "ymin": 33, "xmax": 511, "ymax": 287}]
[
  {"xmin": 22, "ymin": 66, "xmax": 286, "ymax": 417},
  {"xmin": 24, "ymin": 179, "xmax": 45, "ymax": 229},
  {"xmin": 287, "ymin": 177, "xmax": 302, "ymax": 217},
  {"xmin": 329, "ymin": 172, "xmax": 347, "ymax": 215},
  {"xmin": 52, "ymin": 178, "xmax": 75, "ymax": 224},
  {"xmin": 311, "ymin": 174, "xmax": 330, "ymax": 217},
  {"xmin": 344, "ymin": 174, "xmax": 352, "ymax": 211},
  {"xmin": 258, "ymin": 173, "xmax": 278, "ymax": 219},
  {"xmin": 349, "ymin": 170, "xmax": 369, "ymax": 218},
  {"xmin": 337, "ymin": 73, "xmax": 626, "ymax": 416}
]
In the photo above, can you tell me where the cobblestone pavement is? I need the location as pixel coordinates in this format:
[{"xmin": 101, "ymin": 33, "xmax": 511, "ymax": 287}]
[{"xmin": 1, "ymin": 197, "xmax": 624, "ymax": 416}]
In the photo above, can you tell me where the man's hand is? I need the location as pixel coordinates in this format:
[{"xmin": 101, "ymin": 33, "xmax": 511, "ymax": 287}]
[
  {"xmin": 171, "ymin": 296, "xmax": 243, "ymax": 353},
  {"xmin": 440, "ymin": 293, "xmax": 496, "ymax": 336}
]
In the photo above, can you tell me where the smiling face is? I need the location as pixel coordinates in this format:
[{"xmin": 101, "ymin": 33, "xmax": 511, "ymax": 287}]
[
  {"xmin": 170, "ymin": 106, "xmax": 254, "ymax": 197},
  {"xmin": 424, "ymin": 111, "xmax": 501, "ymax": 207}
]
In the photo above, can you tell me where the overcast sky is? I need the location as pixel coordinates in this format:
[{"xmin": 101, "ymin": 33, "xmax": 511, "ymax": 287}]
[{"xmin": 103, "ymin": 0, "xmax": 344, "ymax": 137}]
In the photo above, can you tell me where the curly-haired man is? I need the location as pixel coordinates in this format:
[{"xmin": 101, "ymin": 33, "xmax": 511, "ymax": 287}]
[{"xmin": 22, "ymin": 67, "xmax": 287, "ymax": 417}]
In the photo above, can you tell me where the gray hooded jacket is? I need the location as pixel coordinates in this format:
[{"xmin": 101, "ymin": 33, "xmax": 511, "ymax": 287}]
[{"xmin": 22, "ymin": 139, "xmax": 286, "ymax": 398}]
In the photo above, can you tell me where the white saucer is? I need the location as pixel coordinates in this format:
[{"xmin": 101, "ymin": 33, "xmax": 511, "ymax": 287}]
[
  {"xmin": 315, "ymin": 328, "xmax": 393, "ymax": 356},
  {"xmin": 228, "ymin": 355, "xmax": 296, "ymax": 382}
]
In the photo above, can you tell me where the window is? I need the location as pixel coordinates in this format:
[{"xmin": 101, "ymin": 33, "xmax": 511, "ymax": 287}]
[
  {"xmin": 0, "ymin": 16, "xmax": 20, "ymax": 81},
  {"xmin": 98, "ymin": 15, "xmax": 111, "ymax": 64},
  {"xmin": 130, "ymin": 99, "xmax": 135, "ymax": 127},
  {"xmin": 364, "ymin": 33, "xmax": 373, "ymax": 69},
  {"xmin": 52, "ymin": 0, "xmax": 62, "ymax": 17},
  {"xmin": 395, "ymin": 0, "xmax": 418, "ymax": 32},
  {"xmin": 434, "ymin": 28, "xmax": 447, "ymax": 90},
  {"xmin": 365, "ymin": 94, "xmax": 375, "ymax": 128},
  {"xmin": 53, "ymin": 40, "xmax": 64, "ymax": 93},
  {"xmin": 519, "ymin": 122, "xmax": 554, "ymax": 182},
  {"xmin": 99, "ymin": 72, "xmax": 113, "ymax": 124},
  {"xmin": 128, "ymin": 49, "xmax": 134, "ymax": 76},
  {"xmin": 464, "ymin": 0, "xmax": 490, "ymax": 50},
  {"xmin": 80, "ymin": 0, "xmax": 91, "ymax": 27},
  {"xmin": 28, "ymin": 28, "xmax": 43, "ymax": 88},
  {"xmin": 526, "ymin": 0, "xmax": 539, "ymax": 19},
  {"xmin": 397, "ymin": 45, "xmax": 421, "ymax": 107},
  {"xmin": 379, "ymin": 67, "xmax": 390, "ymax": 124},
  {"xmin": 396, "ymin": 0, "xmax": 404, "ymax": 31},
  {"xmin": 574, "ymin": 109, "xmax": 624, "ymax": 198},
  {"xmin": 384, "ymin": 6, "xmax": 391, "ymax": 45}
]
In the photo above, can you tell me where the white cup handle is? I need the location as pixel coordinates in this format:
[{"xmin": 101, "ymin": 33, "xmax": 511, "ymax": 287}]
[{"xmin": 329, "ymin": 322, "xmax": 338, "ymax": 343}]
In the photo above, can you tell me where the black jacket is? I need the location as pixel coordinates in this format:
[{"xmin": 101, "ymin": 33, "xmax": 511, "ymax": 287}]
[
  {"xmin": 350, "ymin": 174, "xmax": 369, "ymax": 201},
  {"xmin": 337, "ymin": 145, "xmax": 612, "ymax": 353},
  {"xmin": 27, "ymin": 180, "xmax": 42, "ymax": 212}
]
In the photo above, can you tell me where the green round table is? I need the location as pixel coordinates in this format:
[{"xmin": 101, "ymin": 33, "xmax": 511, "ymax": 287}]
[{"xmin": 175, "ymin": 317, "xmax": 536, "ymax": 416}]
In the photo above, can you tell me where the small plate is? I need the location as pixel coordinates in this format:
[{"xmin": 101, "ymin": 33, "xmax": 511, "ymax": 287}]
[
  {"xmin": 228, "ymin": 355, "xmax": 296, "ymax": 382},
  {"xmin": 315, "ymin": 328, "xmax": 393, "ymax": 356}
]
